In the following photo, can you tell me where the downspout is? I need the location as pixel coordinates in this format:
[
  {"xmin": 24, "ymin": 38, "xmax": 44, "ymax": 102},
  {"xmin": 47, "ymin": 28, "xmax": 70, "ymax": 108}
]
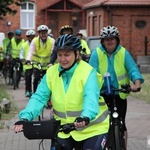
[{"xmin": 107, "ymin": 6, "xmax": 112, "ymax": 25}]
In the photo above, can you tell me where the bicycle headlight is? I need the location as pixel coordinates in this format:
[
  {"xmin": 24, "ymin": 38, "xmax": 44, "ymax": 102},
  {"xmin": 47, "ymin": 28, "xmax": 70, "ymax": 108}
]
[{"xmin": 112, "ymin": 112, "xmax": 119, "ymax": 118}]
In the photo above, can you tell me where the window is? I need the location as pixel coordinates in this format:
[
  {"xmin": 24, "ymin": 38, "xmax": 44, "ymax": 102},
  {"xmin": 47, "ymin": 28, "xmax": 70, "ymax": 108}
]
[{"xmin": 20, "ymin": 2, "xmax": 35, "ymax": 29}]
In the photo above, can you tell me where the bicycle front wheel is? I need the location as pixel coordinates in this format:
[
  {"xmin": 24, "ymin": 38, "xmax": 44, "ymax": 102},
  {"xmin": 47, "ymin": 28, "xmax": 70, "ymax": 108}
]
[
  {"xmin": 4, "ymin": 68, "xmax": 10, "ymax": 85},
  {"xmin": 114, "ymin": 125, "xmax": 122, "ymax": 150}
]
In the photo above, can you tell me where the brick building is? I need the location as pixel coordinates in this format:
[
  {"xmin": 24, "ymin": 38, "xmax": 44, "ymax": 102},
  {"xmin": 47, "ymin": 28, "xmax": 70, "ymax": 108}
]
[
  {"xmin": 83, "ymin": 0, "xmax": 150, "ymax": 60},
  {"xmin": 0, "ymin": 0, "xmax": 150, "ymax": 60}
]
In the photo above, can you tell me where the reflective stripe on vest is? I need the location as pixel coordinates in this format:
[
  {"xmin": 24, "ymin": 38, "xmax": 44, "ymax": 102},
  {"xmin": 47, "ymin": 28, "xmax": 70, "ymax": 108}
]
[
  {"xmin": 46, "ymin": 61, "xmax": 109, "ymax": 141},
  {"xmin": 54, "ymin": 101, "xmax": 107, "ymax": 119},
  {"xmin": 96, "ymin": 46, "xmax": 130, "ymax": 99}
]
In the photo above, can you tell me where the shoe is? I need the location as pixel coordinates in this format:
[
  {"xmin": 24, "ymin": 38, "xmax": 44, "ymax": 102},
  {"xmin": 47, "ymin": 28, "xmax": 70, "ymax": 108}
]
[{"xmin": 25, "ymin": 91, "xmax": 30, "ymax": 97}]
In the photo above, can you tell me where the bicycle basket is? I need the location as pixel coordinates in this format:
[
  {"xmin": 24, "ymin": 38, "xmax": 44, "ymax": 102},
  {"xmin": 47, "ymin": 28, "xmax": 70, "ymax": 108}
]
[{"xmin": 23, "ymin": 119, "xmax": 61, "ymax": 140}]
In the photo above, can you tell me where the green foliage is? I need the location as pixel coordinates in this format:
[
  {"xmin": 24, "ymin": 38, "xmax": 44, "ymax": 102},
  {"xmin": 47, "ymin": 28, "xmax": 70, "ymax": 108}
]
[
  {"xmin": 130, "ymin": 74, "xmax": 150, "ymax": 103},
  {"xmin": 0, "ymin": 0, "xmax": 28, "ymax": 19}
]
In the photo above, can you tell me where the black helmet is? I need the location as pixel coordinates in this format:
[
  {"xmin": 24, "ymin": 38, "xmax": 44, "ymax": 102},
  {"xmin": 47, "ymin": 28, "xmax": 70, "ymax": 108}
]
[
  {"xmin": 7, "ymin": 30, "xmax": 14, "ymax": 36},
  {"xmin": 59, "ymin": 25, "xmax": 73, "ymax": 35},
  {"xmin": 55, "ymin": 34, "xmax": 81, "ymax": 51}
]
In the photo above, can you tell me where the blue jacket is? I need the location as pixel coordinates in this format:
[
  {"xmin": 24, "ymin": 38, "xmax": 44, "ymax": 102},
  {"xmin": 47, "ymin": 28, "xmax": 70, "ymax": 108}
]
[
  {"xmin": 89, "ymin": 44, "xmax": 144, "ymax": 90},
  {"xmin": 19, "ymin": 62, "xmax": 100, "ymax": 121}
]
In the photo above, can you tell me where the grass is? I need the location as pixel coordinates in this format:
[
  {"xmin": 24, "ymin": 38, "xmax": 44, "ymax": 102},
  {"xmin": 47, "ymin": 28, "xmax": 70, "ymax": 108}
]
[
  {"xmin": 0, "ymin": 83, "xmax": 18, "ymax": 120},
  {"xmin": 130, "ymin": 73, "xmax": 150, "ymax": 103}
]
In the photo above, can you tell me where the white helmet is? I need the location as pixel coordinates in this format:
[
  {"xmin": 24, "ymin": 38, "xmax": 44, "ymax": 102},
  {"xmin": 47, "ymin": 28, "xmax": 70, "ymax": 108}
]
[
  {"xmin": 37, "ymin": 25, "xmax": 48, "ymax": 32},
  {"xmin": 100, "ymin": 25, "xmax": 119, "ymax": 39},
  {"xmin": 26, "ymin": 30, "xmax": 36, "ymax": 36}
]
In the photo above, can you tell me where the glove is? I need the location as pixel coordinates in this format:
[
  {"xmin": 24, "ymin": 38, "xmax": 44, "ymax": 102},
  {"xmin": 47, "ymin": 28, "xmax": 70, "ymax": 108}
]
[
  {"xmin": 74, "ymin": 117, "xmax": 90, "ymax": 125},
  {"xmin": 14, "ymin": 119, "xmax": 28, "ymax": 125},
  {"xmin": 25, "ymin": 60, "xmax": 30, "ymax": 65}
]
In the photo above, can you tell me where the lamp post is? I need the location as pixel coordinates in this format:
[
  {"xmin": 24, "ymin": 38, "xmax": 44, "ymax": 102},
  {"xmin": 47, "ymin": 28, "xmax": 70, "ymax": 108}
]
[{"xmin": 6, "ymin": 21, "xmax": 11, "ymax": 30}]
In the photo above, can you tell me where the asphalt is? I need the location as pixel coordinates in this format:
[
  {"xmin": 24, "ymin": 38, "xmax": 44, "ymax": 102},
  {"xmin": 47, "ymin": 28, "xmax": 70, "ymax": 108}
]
[{"xmin": 0, "ymin": 76, "xmax": 150, "ymax": 150}]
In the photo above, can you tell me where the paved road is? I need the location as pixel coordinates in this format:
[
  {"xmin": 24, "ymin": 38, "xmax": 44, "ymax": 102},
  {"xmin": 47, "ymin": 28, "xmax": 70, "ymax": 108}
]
[{"xmin": 0, "ymin": 77, "xmax": 150, "ymax": 150}]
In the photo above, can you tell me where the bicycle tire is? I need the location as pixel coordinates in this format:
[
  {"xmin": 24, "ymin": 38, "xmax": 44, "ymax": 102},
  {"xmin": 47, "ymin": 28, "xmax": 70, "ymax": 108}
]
[
  {"xmin": 16, "ymin": 71, "xmax": 20, "ymax": 89},
  {"xmin": 114, "ymin": 124, "xmax": 122, "ymax": 150},
  {"xmin": 3, "ymin": 67, "xmax": 10, "ymax": 85},
  {"xmin": 120, "ymin": 123, "xmax": 126, "ymax": 150},
  {"xmin": 13, "ymin": 70, "xmax": 17, "ymax": 90}
]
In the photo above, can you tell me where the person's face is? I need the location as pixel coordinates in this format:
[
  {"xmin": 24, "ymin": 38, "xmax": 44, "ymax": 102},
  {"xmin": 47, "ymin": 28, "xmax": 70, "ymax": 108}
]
[
  {"xmin": 62, "ymin": 29, "xmax": 72, "ymax": 35},
  {"xmin": 8, "ymin": 34, "xmax": 14, "ymax": 39},
  {"xmin": 103, "ymin": 37, "xmax": 117, "ymax": 53},
  {"xmin": 77, "ymin": 35, "xmax": 82, "ymax": 40},
  {"xmin": 39, "ymin": 30, "xmax": 48, "ymax": 40},
  {"xmin": 57, "ymin": 50, "xmax": 76, "ymax": 69},
  {"xmin": 15, "ymin": 34, "xmax": 22, "ymax": 40},
  {"xmin": 28, "ymin": 35, "xmax": 35, "ymax": 42}
]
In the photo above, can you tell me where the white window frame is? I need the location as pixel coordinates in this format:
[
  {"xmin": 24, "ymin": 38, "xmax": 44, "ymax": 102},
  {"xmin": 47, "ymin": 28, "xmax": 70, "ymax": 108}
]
[{"xmin": 20, "ymin": 2, "xmax": 35, "ymax": 30}]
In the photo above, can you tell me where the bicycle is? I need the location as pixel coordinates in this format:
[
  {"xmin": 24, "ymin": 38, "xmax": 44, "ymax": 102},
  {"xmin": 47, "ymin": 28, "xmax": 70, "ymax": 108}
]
[
  {"xmin": 2, "ymin": 53, "xmax": 12, "ymax": 85},
  {"xmin": 102, "ymin": 84, "xmax": 140, "ymax": 150}
]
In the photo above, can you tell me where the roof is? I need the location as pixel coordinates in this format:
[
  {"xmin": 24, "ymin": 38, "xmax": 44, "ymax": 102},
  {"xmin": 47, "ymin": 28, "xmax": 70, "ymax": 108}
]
[
  {"xmin": 83, "ymin": 0, "xmax": 150, "ymax": 9},
  {"xmin": 42, "ymin": 0, "xmax": 82, "ymax": 10}
]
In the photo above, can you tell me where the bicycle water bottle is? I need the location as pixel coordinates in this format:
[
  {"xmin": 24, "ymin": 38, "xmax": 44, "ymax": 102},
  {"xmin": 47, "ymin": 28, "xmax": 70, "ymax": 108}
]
[
  {"xmin": 51, "ymin": 146, "xmax": 56, "ymax": 150},
  {"xmin": 104, "ymin": 72, "xmax": 112, "ymax": 95}
]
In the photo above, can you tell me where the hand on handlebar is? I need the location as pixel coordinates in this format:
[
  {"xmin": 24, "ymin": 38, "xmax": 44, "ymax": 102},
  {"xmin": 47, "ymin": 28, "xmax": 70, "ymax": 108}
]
[
  {"xmin": 25, "ymin": 60, "xmax": 31, "ymax": 65},
  {"xmin": 74, "ymin": 117, "xmax": 90, "ymax": 128},
  {"xmin": 130, "ymin": 85, "xmax": 141, "ymax": 92},
  {"xmin": 13, "ymin": 119, "xmax": 28, "ymax": 133}
]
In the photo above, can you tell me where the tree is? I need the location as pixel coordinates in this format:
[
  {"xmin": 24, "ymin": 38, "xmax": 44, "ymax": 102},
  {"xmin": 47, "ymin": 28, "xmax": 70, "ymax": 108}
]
[{"xmin": 0, "ymin": 0, "xmax": 27, "ymax": 19}]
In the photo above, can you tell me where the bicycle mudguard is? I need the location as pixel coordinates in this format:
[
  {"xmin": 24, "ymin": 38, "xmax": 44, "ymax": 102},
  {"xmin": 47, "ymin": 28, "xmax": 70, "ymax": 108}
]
[{"xmin": 23, "ymin": 119, "xmax": 61, "ymax": 139}]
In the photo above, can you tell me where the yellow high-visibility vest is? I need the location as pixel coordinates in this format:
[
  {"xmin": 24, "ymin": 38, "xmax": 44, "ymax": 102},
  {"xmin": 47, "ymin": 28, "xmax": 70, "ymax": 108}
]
[
  {"xmin": 96, "ymin": 47, "xmax": 130, "ymax": 99},
  {"xmin": 46, "ymin": 61, "xmax": 109, "ymax": 141}
]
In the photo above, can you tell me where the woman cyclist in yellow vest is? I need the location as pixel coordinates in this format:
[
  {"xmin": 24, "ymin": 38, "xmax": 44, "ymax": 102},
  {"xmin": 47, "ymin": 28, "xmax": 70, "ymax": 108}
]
[
  {"xmin": 20, "ymin": 30, "xmax": 36, "ymax": 97},
  {"xmin": 13, "ymin": 34, "xmax": 109, "ymax": 150},
  {"xmin": 89, "ymin": 25, "xmax": 144, "ymax": 147},
  {"xmin": 26, "ymin": 25, "xmax": 55, "ymax": 93}
]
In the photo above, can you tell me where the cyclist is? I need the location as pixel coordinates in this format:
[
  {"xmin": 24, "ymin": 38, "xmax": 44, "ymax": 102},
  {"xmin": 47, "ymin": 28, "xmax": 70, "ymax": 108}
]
[
  {"xmin": 89, "ymin": 25, "xmax": 144, "ymax": 148},
  {"xmin": 26, "ymin": 25, "xmax": 55, "ymax": 92},
  {"xmin": 1, "ymin": 31, "xmax": 14, "ymax": 74},
  {"xmin": 76, "ymin": 32, "xmax": 91, "ymax": 62},
  {"xmin": 9, "ymin": 29, "xmax": 25, "ymax": 85},
  {"xmin": 49, "ymin": 25, "xmax": 73, "ymax": 66},
  {"xmin": 2, "ymin": 31, "xmax": 14, "ymax": 54},
  {"xmin": 13, "ymin": 34, "xmax": 109, "ymax": 150},
  {"xmin": 20, "ymin": 29, "xmax": 36, "ymax": 97}
]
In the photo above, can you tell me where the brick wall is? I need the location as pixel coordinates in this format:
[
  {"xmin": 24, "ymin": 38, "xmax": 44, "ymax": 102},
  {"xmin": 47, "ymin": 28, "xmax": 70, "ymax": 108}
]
[{"xmin": 86, "ymin": 6, "xmax": 150, "ymax": 61}]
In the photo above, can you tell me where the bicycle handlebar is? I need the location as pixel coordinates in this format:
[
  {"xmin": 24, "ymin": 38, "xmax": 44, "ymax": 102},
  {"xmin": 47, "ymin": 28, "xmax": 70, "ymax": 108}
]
[
  {"xmin": 59, "ymin": 123, "xmax": 76, "ymax": 134},
  {"xmin": 101, "ymin": 84, "xmax": 141, "ymax": 95}
]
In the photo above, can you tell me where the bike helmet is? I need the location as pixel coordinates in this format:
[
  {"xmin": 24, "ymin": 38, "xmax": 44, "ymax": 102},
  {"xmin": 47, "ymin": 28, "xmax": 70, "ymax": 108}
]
[
  {"xmin": 7, "ymin": 30, "xmax": 14, "ymax": 36},
  {"xmin": 15, "ymin": 29, "xmax": 22, "ymax": 35},
  {"xmin": 26, "ymin": 30, "xmax": 36, "ymax": 36},
  {"xmin": 100, "ymin": 25, "xmax": 119, "ymax": 39},
  {"xmin": 37, "ymin": 25, "xmax": 48, "ymax": 32},
  {"xmin": 59, "ymin": 25, "xmax": 73, "ymax": 35},
  {"xmin": 55, "ymin": 34, "xmax": 81, "ymax": 51}
]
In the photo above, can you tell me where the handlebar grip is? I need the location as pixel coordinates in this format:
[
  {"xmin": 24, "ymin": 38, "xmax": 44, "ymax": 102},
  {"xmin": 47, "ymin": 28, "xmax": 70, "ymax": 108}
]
[{"xmin": 75, "ymin": 117, "xmax": 90, "ymax": 125}]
